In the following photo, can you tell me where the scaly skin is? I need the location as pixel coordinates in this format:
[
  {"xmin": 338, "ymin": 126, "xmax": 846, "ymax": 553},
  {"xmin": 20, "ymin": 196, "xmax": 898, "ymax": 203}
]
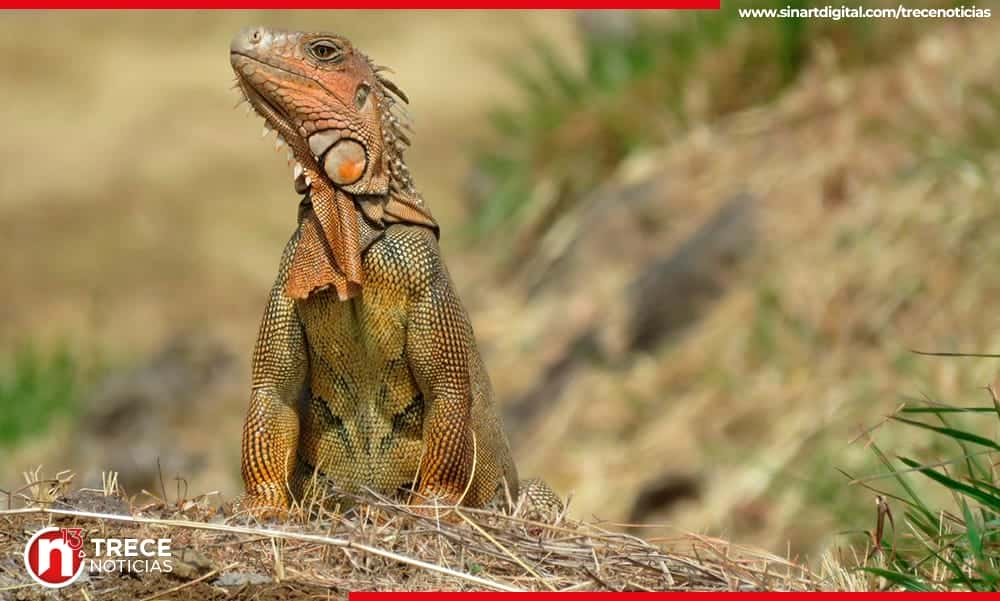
[{"xmin": 230, "ymin": 27, "xmax": 559, "ymax": 516}]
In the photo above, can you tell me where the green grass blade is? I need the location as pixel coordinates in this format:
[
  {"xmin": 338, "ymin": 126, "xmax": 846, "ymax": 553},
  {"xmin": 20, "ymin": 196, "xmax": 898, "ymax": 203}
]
[
  {"xmin": 898, "ymin": 456, "xmax": 1000, "ymax": 512},
  {"xmin": 917, "ymin": 543, "xmax": 977, "ymax": 590},
  {"xmin": 868, "ymin": 440, "xmax": 938, "ymax": 524},
  {"xmin": 929, "ymin": 409, "xmax": 992, "ymax": 484},
  {"xmin": 961, "ymin": 499, "xmax": 985, "ymax": 562},
  {"xmin": 900, "ymin": 406, "xmax": 997, "ymax": 414},
  {"xmin": 890, "ymin": 415, "xmax": 1000, "ymax": 452},
  {"xmin": 859, "ymin": 567, "xmax": 932, "ymax": 591},
  {"xmin": 902, "ymin": 508, "xmax": 941, "ymax": 541}
]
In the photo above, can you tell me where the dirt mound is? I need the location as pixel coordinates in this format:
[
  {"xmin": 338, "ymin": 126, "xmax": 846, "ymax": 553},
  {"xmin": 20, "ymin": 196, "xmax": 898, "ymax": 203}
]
[{"xmin": 0, "ymin": 484, "xmax": 818, "ymax": 597}]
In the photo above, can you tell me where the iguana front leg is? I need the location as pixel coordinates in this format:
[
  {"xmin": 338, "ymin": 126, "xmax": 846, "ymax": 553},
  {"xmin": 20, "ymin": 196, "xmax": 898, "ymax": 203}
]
[
  {"xmin": 403, "ymin": 234, "xmax": 478, "ymax": 507},
  {"xmin": 240, "ymin": 231, "xmax": 308, "ymax": 513}
]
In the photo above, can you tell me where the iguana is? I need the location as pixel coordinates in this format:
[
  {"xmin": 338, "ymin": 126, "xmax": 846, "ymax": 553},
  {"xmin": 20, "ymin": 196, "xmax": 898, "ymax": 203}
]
[{"xmin": 229, "ymin": 27, "xmax": 559, "ymax": 517}]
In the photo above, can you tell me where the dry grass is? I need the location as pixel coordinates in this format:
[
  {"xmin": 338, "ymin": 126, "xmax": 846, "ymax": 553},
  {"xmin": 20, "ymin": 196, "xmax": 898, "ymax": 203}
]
[
  {"xmin": 474, "ymin": 16, "xmax": 1000, "ymax": 555},
  {"xmin": 0, "ymin": 479, "xmax": 828, "ymax": 596}
]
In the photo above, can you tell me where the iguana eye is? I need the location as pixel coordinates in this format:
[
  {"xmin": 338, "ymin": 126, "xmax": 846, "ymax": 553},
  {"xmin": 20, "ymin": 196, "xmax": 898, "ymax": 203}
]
[
  {"xmin": 354, "ymin": 83, "xmax": 370, "ymax": 110},
  {"xmin": 308, "ymin": 39, "xmax": 343, "ymax": 62}
]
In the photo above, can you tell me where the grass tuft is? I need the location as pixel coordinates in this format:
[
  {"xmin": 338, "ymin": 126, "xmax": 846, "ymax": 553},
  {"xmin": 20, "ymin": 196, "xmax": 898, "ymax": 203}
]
[
  {"xmin": 850, "ymin": 381, "xmax": 1000, "ymax": 591},
  {"xmin": 0, "ymin": 343, "xmax": 80, "ymax": 447}
]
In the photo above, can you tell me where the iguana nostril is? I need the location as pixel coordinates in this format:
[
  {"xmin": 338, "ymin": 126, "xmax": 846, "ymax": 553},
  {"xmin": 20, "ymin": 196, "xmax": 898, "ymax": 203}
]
[{"xmin": 231, "ymin": 27, "xmax": 265, "ymax": 54}]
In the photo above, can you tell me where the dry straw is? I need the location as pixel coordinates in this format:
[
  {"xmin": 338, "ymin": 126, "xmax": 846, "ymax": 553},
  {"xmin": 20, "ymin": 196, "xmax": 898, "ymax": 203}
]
[{"xmin": 0, "ymin": 481, "xmax": 820, "ymax": 593}]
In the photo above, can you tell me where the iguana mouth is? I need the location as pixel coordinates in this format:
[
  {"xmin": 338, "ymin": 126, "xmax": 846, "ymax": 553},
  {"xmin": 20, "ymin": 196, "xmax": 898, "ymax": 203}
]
[{"xmin": 231, "ymin": 55, "xmax": 314, "ymax": 191}]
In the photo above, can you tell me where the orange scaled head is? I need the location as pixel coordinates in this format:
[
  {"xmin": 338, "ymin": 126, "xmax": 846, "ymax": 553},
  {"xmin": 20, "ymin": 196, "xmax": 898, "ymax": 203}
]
[{"xmin": 230, "ymin": 26, "xmax": 407, "ymax": 197}]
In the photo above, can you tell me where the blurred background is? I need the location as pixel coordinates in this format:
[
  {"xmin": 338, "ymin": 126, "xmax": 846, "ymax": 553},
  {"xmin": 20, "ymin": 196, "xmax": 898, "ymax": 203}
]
[{"xmin": 2, "ymin": 4, "xmax": 999, "ymax": 560}]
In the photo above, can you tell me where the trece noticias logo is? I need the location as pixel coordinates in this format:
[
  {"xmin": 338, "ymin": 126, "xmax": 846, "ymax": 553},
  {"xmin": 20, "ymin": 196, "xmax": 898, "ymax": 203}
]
[
  {"xmin": 23, "ymin": 527, "xmax": 86, "ymax": 588},
  {"xmin": 22, "ymin": 526, "xmax": 174, "ymax": 589}
]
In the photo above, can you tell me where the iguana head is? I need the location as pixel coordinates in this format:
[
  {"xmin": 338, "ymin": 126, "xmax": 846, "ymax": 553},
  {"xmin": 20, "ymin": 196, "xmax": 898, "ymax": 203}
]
[
  {"xmin": 230, "ymin": 26, "xmax": 436, "ymax": 300},
  {"xmin": 230, "ymin": 27, "xmax": 417, "ymax": 199}
]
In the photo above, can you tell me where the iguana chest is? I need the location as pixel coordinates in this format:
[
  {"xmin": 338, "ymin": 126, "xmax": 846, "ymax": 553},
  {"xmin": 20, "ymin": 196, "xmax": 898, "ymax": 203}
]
[{"xmin": 293, "ymin": 266, "xmax": 424, "ymax": 492}]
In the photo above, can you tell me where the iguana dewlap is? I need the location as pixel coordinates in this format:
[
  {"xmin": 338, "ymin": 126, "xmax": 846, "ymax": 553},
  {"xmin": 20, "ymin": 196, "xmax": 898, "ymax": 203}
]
[{"xmin": 230, "ymin": 27, "xmax": 559, "ymax": 515}]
